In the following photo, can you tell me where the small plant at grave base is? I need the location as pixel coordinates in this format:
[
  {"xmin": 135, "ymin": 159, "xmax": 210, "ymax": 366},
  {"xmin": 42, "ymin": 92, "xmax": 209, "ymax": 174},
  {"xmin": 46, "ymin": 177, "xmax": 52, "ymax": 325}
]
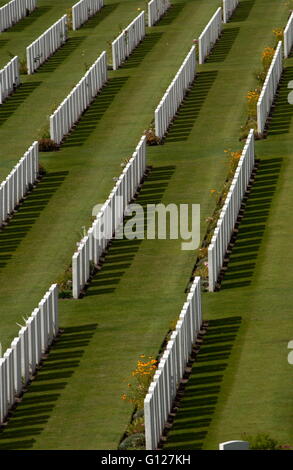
[
  {"xmin": 37, "ymin": 124, "xmax": 58, "ymax": 152},
  {"xmin": 272, "ymin": 28, "xmax": 284, "ymax": 43},
  {"xmin": 224, "ymin": 148, "xmax": 242, "ymax": 174},
  {"xmin": 194, "ymin": 262, "xmax": 208, "ymax": 279},
  {"xmin": 205, "ymin": 216, "xmax": 218, "ymax": 240},
  {"xmin": 121, "ymin": 156, "xmax": 131, "ymax": 168},
  {"xmin": 56, "ymin": 267, "xmax": 72, "ymax": 298},
  {"xmin": 198, "ymin": 247, "xmax": 208, "ymax": 260},
  {"xmin": 78, "ymin": 226, "xmax": 87, "ymax": 240},
  {"xmin": 246, "ymin": 88, "xmax": 260, "ymax": 119},
  {"xmin": 192, "ymin": 38, "xmax": 198, "ymax": 53},
  {"xmin": 38, "ymin": 125, "xmax": 50, "ymax": 140},
  {"xmin": 209, "ymin": 188, "xmax": 220, "ymax": 200},
  {"xmin": 144, "ymin": 127, "xmax": 161, "ymax": 145},
  {"xmin": 38, "ymin": 162, "xmax": 47, "ymax": 177},
  {"xmin": 241, "ymin": 432, "xmax": 280, "ymax": 450},
  {"xmin": 262, "ymin": 46, "xmax": 275, "ymax": 73},
  {"xmin": 19, "ymin": 57, "xmax": 28, "ymax": 74},
  {"xmin": 121, "ymin": 355, "xmax": 158, "ymax": 410},
  {"xmin": 118, "ymin": 433, "xmax": 145, "ymax": 450},
  {"xmin": 6, "ymin": 50, "xmax": 27, "ymax": 73},
  {"xmin": 66, "ymin": 9, "xmax": 73, "ymax": 30},
  {"xmin": 240, "ymin": 117, "xmax": 258, "ymax": 140},
  {"xmin": 125, "ymin": 417, "xmax": 145, "ymax": 436},
  {"xmin": 255, "ymin": 69, "xmax": 267, "ymax": 85},
  {"xmin": 38, "ymin": 138, "xmax": 58, "ymax": 152}
]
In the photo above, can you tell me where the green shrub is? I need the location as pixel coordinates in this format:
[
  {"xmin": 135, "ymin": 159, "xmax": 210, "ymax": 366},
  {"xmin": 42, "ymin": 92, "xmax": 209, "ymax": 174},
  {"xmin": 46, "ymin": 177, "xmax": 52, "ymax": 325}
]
[
  {"xmin": 118, "ymin": 433, "xmax": 145, "ymax": 450},
  {"xmin": 38, "ymin": 162, "xmax": 47, "ymax": 176},
  {"xmin": 56, "ymin": 268, "xmax": 73, "ymax": 299},
  {"xmin": 145, "ymin": 127, "xmax": 161, "ymax": 145},
  {"xmin": 242, "ymin": 432, "xmax": 280, "ymax": 450},
  {"xmin": 126, "ymin": 417, "xmax": 145, "ymax": 436},
  {"xmin": 19, "ymin": 57, "xmax": 28, "ymax": 75},
  {"xmin": 66, "ymin": 9, "xmax": 73, "ymax": 30},
  {"xmin": 38, "ymin": 138, "xmax": 58, "ymax": 152}
]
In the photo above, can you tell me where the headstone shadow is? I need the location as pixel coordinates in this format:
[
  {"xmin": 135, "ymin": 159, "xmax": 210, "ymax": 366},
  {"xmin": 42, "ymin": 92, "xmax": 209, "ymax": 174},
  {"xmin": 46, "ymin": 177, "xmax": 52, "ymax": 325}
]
[{"xmin": 0, "ymin": 323, "xmax": 97, "ymax": 450}]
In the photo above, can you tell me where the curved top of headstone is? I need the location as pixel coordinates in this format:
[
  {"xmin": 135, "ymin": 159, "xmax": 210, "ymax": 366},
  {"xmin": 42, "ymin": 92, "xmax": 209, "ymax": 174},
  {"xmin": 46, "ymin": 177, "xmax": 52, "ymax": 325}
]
[{"xmin": 219, "ymin": 440, "xmax": 249, "ymax": 450}]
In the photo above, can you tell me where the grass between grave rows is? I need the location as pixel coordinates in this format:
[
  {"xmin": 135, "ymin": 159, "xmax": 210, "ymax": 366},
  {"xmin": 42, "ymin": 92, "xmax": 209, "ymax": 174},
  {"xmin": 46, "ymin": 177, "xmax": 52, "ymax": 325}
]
[
  {"xmin": 0, "ymin": 0, "xmax": 217, "ymax": 347},
  {"xmin": 164, "ymin": 135, "xmax": 293, "ymax": 450},
  {"xmin": 164, "ymin": 24, "xmax": 293, "ymax": 457},
  {"xmin": 0, "ymin": 0, "xmax": 291, "ymax": 450}
]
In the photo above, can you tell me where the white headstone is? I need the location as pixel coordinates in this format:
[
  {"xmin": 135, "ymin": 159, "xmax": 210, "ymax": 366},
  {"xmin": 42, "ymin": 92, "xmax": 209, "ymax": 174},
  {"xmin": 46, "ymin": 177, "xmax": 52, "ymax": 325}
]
[{"xmin": 219, "ymin": 440, "xmax": 249, "ymax": 450}]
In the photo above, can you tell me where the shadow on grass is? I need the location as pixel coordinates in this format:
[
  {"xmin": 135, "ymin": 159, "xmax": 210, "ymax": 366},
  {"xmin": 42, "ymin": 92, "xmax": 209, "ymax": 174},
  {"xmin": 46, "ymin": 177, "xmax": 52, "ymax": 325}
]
[
  {"xmin": 267, "ymin": 67, "xmax": 293, "ymax": 136},
  {"xmin": 0, "ymin": 324, "xmax": 97, "ymax": 450},
  {"xmin": 0, "ymin": 81, "xmax": 42, "ymax": 126},
  {"xmin": 120, "ymin": 32, "xmax": 163, "ymax": 69},
  {"xmin": 220, "ymin": 158, "xmax": 282, "ymax": 290},
  {"xmin": 205, "ymin": 28, "xmax": 240, "ymax": 63},
  {"xmin": 36, "ymin": 36, "xmax": 86, "ymax": 73},
  {"xmin": 85, "ymin": 166, "xmax": 176, "ymax": 297},
  {"xmin": 62, "ymin": 76, "xmax": 128, "ymax": 147},
  {"xmin": 0, "ymin": 39, "xmax": 9, "ymax": 49},
  {"xmin": 82, "ymin": 3, "xmax": 119, "ymax": 29},
  {"xmin": 165, "ymin": 71, "xmax": 218, "ymax": 143},
  {"xmin": 229, "ymin": 0, "xmax": 255, "ymax": 22},
  {"xmin": 163, "ymin": 317, "xmax": 241, "ymax": 450},
  {"xmin": 6, "ymin": 6, "xmax": 52, "ymax": 32},
  {"xmin": 157, "ymin": 3, "xmax": 186, "ymax": 26},
  {"xmin": 0, "ymin": 171, "xmax": 68, "ymax": 270}
]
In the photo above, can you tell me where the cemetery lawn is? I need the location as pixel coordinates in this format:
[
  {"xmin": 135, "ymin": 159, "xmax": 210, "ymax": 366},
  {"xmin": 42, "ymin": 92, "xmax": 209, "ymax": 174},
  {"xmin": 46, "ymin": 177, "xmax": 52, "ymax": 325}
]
[
  {"xmin": 0, "ymin": 0, "xmax": 292, "ymax": 450},
  {"xmin": 164, "ymin": 60, "xmax": 293, "ymax": 450}
]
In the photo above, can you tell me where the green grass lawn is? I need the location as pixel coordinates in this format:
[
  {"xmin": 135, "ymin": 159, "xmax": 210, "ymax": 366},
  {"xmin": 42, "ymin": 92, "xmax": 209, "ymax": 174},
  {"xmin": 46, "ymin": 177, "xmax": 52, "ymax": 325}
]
[
  {"xmin": 163, "ymin": 5, "xmax": 293, "ymax": 451},
  {"xmin": 0, "ymin": 0, "xmax": 292, "ymax": 451}
]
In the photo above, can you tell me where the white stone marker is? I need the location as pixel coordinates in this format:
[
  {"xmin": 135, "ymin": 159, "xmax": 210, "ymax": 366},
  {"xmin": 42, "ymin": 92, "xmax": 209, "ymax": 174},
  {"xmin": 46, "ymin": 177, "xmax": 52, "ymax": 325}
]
[
  {"xmin": 19, "ymin": 326, "xmax": 30, "ymax": 385},
  {"xmin": 219, "ymin": 440, "xmax": 249, "ymax": 450},
  {"xmin": 4, "ymin": 348, "xmax": 14, "ymax": 407},
  {"xmin": 0, "ymin": 358, "xmax": 7, "ymax": 424},
  {"xmin": 11, "ymin": 336, "xmax": 22, "ymax": 396},
  {"xmin": 27, "ymin": 316, "xmax": 37, "ymax": 375}
]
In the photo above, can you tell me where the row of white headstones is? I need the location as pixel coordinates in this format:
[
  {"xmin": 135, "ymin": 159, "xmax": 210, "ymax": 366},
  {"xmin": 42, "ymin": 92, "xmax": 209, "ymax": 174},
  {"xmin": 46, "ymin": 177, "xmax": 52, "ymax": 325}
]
[
  {"xmin": 0, "ymin": 0, "xmax": 292, "ymax": 449},
  {"xmin": 0, "ymin": 0, "xmax": 36, "ymax": 33},
  {"xmin": 0, "ymin": 285, "xmax": 58, "ymax": 425}
]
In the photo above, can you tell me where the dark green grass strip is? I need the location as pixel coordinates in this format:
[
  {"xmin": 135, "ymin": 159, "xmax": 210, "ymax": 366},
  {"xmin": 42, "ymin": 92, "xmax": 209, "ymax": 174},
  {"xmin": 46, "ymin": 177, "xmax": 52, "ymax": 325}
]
[
  {"xmin": 229, "ymin": 0, "xmax": 256, "ymax": 23},
  {"xmin": 0, "ymin": 82, "xmax": 42, "ymax": 126},
  {"xmin": 0, "ymin": 324, "xmax": 97, "ymax": 450},
  {"xmin": 205, "ymin": 28, "xmax": 240, "ymax": 64},
  {"xmin": 164, "ymin": 317, "xmax": 242, "ymax": 450},
  {"xmin": 165, "ymin": 71, "xmax": 218, "ymax": 143},
  {"xmin": 221, "ymin": 158, "xmax": 282, "ymax": 290},
  {"xmin": 4, "ymin": 6, "xmax": 53, "ymax": 33},
  {"xmin": 62, "ymin": 76, "xmax": 129, "ymax": 147},
  {"xmin": 268, "ymin": 66, "xmax": 293, "ymax": 136},
  {"xmin": 36, "ymin": 36, "xmax": 87, "ymax": 74}
]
